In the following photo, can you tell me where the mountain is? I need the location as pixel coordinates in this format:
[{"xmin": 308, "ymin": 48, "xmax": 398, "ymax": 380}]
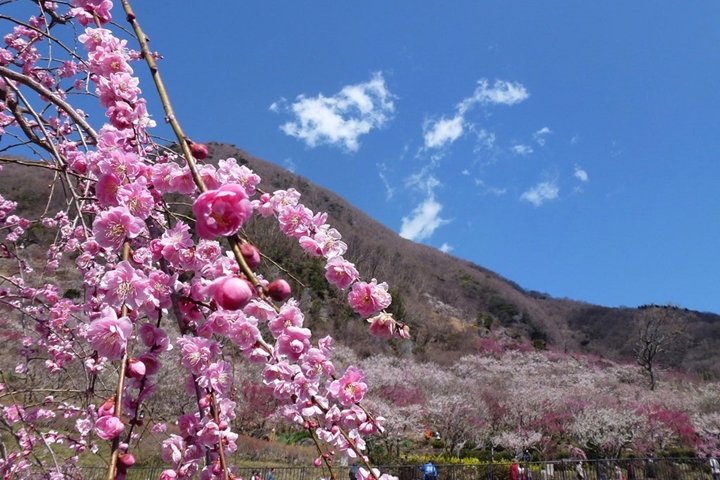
[{"xmin": 2, "ymin": 142, "xmax": 720, "ymax": 379}]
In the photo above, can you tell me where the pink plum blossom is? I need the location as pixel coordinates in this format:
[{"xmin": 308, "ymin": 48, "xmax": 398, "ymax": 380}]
[
  {"xmin": 347, "ymin": 279, "xmax": 392, "ymax": 317},
  {"xmin": 197, "ymin": 361, "xmax": 232, "ymax": 394},
  {"xmin": 367, "ymin": 312, "xmax": 395, "ymax": 339},
  {"xmin": 95, "ymin": 173, "xmax": 121, "ymax": 206},
  {"xmin": 117, "ymin": 179, "xmax": 155, "ymax": 219},
  {"xmin": 178, "ymin": 336, "xmax": 220, "ymax": 375},
  {"xmin": 92, "ymin": 206, "xmax": 145, "ymax": 250},
  {"xmin": 229, "ymin": 318, "xmax": 260, "ymax": 350},
  {"xmin": 99, "ymin": 260, "xmax": 150, "ymax": 310},
  {"xmin": 328, "ymin": 366, "xmax": 368, "ymax": 406},
  {"xmin": 85, "ymin": 307, "xmax": 132, "ymax": 360},
  {"xmin": 192, "ymin": 184, "xmax": 252, "ymax": 239},
  {"xmin": 276, "ymin": 326, "xmax": 311, "ymax": 362},
  {"xmin": 277, "ymin": 204, "xmax": 313, "ymax": 238},
  {"xmin": 325, "ymin": 256, "xmax": 359, "ymax": 290},
  {"xmin": 268, "ymin": 301, "xmax": 304, "ymax": 338},
  {"xmin": 300, "ymin": 348, "xmax": 335, "ymax": 380},
  {"xmin": 95, "ymin": 415, "xmax": 124, "ymax": 440}
]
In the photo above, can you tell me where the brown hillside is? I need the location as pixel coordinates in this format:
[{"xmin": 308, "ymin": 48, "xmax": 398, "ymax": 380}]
[{"xmin": 2, "ymin": 143, "xmax": 719, "ymax": 378}]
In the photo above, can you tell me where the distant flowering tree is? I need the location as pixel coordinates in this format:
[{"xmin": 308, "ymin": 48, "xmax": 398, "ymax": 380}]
[{"xmin": 0, "ymin": 2, "xmax": 408, "ymax": 479}]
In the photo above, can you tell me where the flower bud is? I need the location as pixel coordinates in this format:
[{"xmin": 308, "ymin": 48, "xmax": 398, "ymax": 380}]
[
  {"xmin": 190, "ymin": 142, "xmax": 209, "ymax": 160},
  {"xmin": 240, "ymin": 243, "xmax": 261, "ymax": 270},
  {"xmin": 126, "ymin": 358, "xmax": 146, "ymax": 379},
  {"xmin": 211, "ymin": 276, "xmax": 253, "ymax": 311},
  {"xmin": 99, "ymin": 397, "xmax": 115, "ymax": 417},
  {"xmin": 267, "ymin": 279, "xmax": 291, "ymax": 302},
  {"xmin": 118, "ymin": 453, "xmax": 135, "ymax": 468}
]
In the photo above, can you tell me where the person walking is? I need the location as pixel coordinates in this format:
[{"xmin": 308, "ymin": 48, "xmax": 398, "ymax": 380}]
[
  {"xmin": 420, "ymin": 461, "xmax": 438, "ymax": 480},
  {"xmin": 510, "ymin": 459, "xmax": 520, "ymax": 480},
  {"xmin": 627, "ymin": 458, "xmax": 637, "ymax": 480},
  {"xmin": 350, "ymin": 463, "xmax": 360, "ymax": 480},
  {"xmin": 575, "ymin": 462, "xmax": 586, "ymax": 480},
  {"xmin": 709, "ymin": 457, "xmax": 720, "ymax": 480}
]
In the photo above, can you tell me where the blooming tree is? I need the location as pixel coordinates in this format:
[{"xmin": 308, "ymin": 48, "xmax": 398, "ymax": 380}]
[{"xmin": 0, "ymin": 1, "xmax": 408, "ymax": 479}]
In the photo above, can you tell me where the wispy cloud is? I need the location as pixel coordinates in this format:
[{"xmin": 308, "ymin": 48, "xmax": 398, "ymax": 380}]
[
  {"xmin": 475, "ymin": 179, "xmax": 507, "ymax": 196},
  {"xmin": 400, "ymin": 193, "xmax": 451, "ymax": 242},
  {"xmin": 533, "ymin": 127, "xmax": 552, "ymax": 146},
  {"xmin": 521, "ymin": 181, "xmax": 559, "ymax": 207},
  {"xmin": 377, "ymin": 163, "xmax": 395, "ymax": 200},
  {"xmin": 400, "ymin": 175, "xmax": 450, "ymax": 242},
  {"xmin": 459, "ymin": 79, "xmax": 531, "ymax": 113},
  {"xmin": 512, "ymin": 144, "xmax": 533, "ymax": 155},
  {"xmin": 423, "ymin": 79, "xmax": 528, "ymax": 150},
  {"xmin": 271, "ymin": 72, "xmax": 394, "ymax": 152},
  {"xmin": 439, "ymin": 243, "xmax": 453, "ymax": 253},
  {"xmin": 574, "ymin": 165, "xmax": 589, "ymax": 182},
  {"xmin": 423, "ymin": 115, "xmax": 464, "ymax": 149},
  {"xmin": 282, "ymin": 158, "xmax": 296, "ymax": 173}
]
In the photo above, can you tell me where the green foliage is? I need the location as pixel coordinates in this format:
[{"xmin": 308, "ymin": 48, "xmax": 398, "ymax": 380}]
[
  {"xmin": 532, "ymin": 339, "xmax": 548, "ymax": 351},
  {"xmin": 477, "ymin": 313, "xmax": 494, "ymax": 330},
  {"xmin": 292, "ymin": 257, "xmax": 328, "ymax": 299},
  {"xmin": 62, "ymin": 288, "xmax": 82, "ymax": 300},
  {"xmin": 457, "ymin": 274, "xmax": 494, "ymax": 300},
  {"xmin": 664, "ymin": 446, "xmax": 698, "ymax": 458},
  {"xmin": 388, "ymin": 289, "xmax": 407, "ymax": 323},
  {"xmin": 488, "ymin": 297, "xmax": 521, "ymax": 324},
  {"xmin": 276, "ymin": 429, "xmax": 312, "ymax": 445}
]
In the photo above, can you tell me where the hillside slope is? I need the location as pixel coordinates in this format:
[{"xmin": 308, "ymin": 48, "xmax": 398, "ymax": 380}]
[
  {"xmin": 202, "ymin": 143, "xmax": 720, "ymax": 378},
  {"xmin": 2, "ymin": 142, "xmax": 719, "ymax": 378}
]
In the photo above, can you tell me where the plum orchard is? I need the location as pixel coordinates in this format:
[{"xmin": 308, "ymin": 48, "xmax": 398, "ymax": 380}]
[{"xmin": 0, "ymin": 1, "xmax": 407, "ymax": 478}]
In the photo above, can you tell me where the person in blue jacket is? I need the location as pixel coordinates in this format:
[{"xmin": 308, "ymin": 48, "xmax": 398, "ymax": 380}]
[{"xmin": 420, "ymin": 461, "xmax": 438, "ymax": 480}]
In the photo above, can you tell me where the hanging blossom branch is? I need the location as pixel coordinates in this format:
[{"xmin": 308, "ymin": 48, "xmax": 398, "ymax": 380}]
[{"xmin": 0, "ymin": 1, "xmax": 406, "ymax": 479}]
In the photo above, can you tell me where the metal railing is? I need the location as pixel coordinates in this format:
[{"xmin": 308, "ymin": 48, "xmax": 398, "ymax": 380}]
[{"xmin": 40, "ymin": 458, "xmax": 717, "ymax": 480}]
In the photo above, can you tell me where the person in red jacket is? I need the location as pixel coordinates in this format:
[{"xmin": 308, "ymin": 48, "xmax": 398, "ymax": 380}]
[{"xmin": 511, "ymin": 459, "xmax": 520, "ymax": 480}]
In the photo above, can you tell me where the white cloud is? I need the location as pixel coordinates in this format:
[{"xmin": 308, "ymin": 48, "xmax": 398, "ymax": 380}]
[
  {"xmin": 283, "ymin": 158, "xmax": 296, "ymax": 173},
  {"xmin": 473, "ymin": 129, "xmax": 496, "ymax": 153},
  {"xmin": 439, "ymin": 243, "xmax": 453, "ymax": 253},
  {"xmin": 459, "ymin": 79, "xmax": 530, "ymax": 113},
  {"xmin": 521, "ymin": 181, "xmax": 559, "ymax": 207},
  {"xmin": 423, "ymin": 114, "xmax": 464, "ymax": 149},
  {"xmin": 574, "ymin": 165, "xmax": 589, "ymax": 182},
  {"xmin": 533, "ymin": 127, "xmax": 552, "ymax": 146},
  {"xmin": 571, "ymin": 134, "xmax": 580, "ymax": 145},
  {"xmin": 272, "ymin": 72, "xmax": 394, "ymax": 152},
  {"xmin": 399, "ymin": 193, "xmax": 451, "ymax": 242},
  {"xmin": 475, "ymin": 179, "xmax": 507, "ymax": 196},
  {"xmin": 377, "ymin": 163, "xmax": 395, "ymax": 200},
  {"xmin": 512, "ymin": 144, "xmax": 533, "ymax": 155},
  {"xmin": 423, "ymin": 80, "xmax": 528, "ymax": 150}
]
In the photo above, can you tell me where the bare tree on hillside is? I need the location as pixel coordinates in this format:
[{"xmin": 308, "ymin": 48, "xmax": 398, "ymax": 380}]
[{"xmin": 634, "ymin": 305, "xmax": 688, "ymax": 390}]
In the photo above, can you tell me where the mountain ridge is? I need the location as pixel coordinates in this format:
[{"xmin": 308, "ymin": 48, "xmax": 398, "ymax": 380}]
[
  {"xmin": 2, "ymin": 141, "xmax": 719, "ymax": 378},
  {"xmin": 200, "ymin": 142, "xmax": 720, "ymax": 378}
]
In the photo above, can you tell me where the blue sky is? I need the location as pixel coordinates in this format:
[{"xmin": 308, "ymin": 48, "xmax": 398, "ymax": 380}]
[{"xmin": 16, "ymin": 2, "xmax": 720, "ymax": 313}]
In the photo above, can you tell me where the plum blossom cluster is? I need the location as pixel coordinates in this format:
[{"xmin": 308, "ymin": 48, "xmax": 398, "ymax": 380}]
[
  {"xmin": 257, "ymin": 188, "xmax": 409, "ymax": 339},
  {"xmin": 0, "ymin": 1, "xmax": 401, "ymax": 479}
]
